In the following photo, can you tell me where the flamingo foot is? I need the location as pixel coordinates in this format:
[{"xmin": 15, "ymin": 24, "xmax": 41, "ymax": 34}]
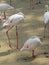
[
  {"xmin": 43, "ymin": 52, "xmax": 48, "ymax": 54},
  {"xmin": 16, "ymin": 45, "xmax": 20, "ymax": 49},
  {"xmin": 32, "ymin": 55, "xmax": 36, "ymax": 58},
  {"xmin": 16, "ymin": 46, "xmax": 19, "ymax": 49},
  {"xmin": 43, "ymin": 36, "xmax": 46, "ymax": 38},
  {"xmin": 9, "ymin": 44, "xmax": 12, "ymax": 48}
]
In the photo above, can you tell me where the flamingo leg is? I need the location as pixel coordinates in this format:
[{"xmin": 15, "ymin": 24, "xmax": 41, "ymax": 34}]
[
  {"xmin": 32, "ymin": 50, "xmax": 35, "ymax": 58},
  {"xmin": 16, "ymin": 26, "xmax": 19, "ymax": 49},
  {"xmin": 4, "ymin": 11, "xmax": 6, "ymax": 19},
  {"xmin": 44, "ymin": 24, "xmax": 46, "ymax": 38},
  {"xmin": 6, "ymin": 25, "xmax": 14, "ymax": 48}
]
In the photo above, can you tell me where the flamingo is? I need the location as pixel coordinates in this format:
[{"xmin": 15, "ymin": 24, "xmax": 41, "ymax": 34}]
[
  {"xmin": 43, "ymin": 5, "xmax": 49, "ymax": 38},
  {"xmin": 1, "ymin": 12, "xmax": 24, "ymax": 48},
  {"xmin": 43, "ymin": 12, "xmax": 49, "ymax": 38},
  {"xmin": 20, "ymin": 36, "xmax": 41, "ymax": 58},
  {"xmin": 0, "ymin": 3, "xmax": 14, "ymax": 19}
]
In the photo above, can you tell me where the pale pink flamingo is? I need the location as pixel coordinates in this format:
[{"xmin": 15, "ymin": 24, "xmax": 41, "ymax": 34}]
[
  {"xmin": 0, "ymin": 3, "xmax": 14, "ymax": 19},
  {"xmin": 20, "ymin": 36, "xmax": 41, "ymax": 58},
  {"xmin": 43, "ymin": 5, "xmax": 49, "ymax": 38},
  {"xmin": 2, "ymin": 12, "xmax": 24, "ymax": 49}
]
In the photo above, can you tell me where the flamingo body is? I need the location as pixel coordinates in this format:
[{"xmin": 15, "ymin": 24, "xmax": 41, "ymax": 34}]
[
  {"xmin": 20, "ymin": 36, "xmax": 41, "ymax": 51},
  {"xmin": 0, "ymin": 3, "xmax": 14, "ymax": 11},
  {"xmin": 44, "ymin": 12, "xmax": 49, "ymax": 24},
  {"xmin": 3, "ymin": 12, "xmax": 24, "ymax": 27},
  {"xmin": 20, "ymin": 36, "xmax": 41, "ymax": 57},
  {"xmin": 43, "ymin": 12, "xmax": 49, "ymax": 38},
  {"xmin": 0, "ymin": 3, "xmax": 14, "ymax": 19}
]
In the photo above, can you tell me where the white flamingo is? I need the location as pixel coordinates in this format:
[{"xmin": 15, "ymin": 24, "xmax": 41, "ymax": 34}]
[
  {"xmin": 0, "ymin": 3, "xmax": 14, "ymax": 19},
  {"xmin": 1, "ymin": 12, "xmax": 24, "ymax": 48},
  {"xmin": 20, "ymin": 36, "xmax": 41, "ymax": 58},
  {"xmin": 43, "ymin": 5, "xmax": 49, "ymax": 38}
]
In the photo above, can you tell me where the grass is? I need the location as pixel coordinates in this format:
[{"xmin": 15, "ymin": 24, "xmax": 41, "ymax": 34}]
[{"xmin": 0, "ymin": 0, "xmax": 49, "ymax": 65}]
